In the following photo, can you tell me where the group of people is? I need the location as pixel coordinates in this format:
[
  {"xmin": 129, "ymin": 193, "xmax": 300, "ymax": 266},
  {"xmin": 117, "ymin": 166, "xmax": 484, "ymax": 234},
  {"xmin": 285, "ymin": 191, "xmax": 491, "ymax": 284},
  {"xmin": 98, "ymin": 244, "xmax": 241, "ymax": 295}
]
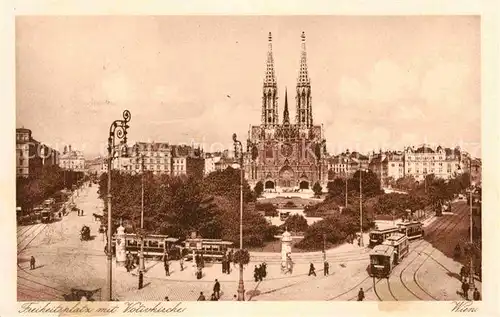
[
  {"xmin": 197, "ymin": 279, "xmax": 222, "ymax": 301},
  {"xmin": 460, "ymin": 265, "xmax": 481, "ymax": 300},
  {"xmin": 253, "ymin": 262, "xmax": 267, "ymax": 282},
  {"xmin": 221, "ymin": 250, "xmax": 234, "ymax": 274}
]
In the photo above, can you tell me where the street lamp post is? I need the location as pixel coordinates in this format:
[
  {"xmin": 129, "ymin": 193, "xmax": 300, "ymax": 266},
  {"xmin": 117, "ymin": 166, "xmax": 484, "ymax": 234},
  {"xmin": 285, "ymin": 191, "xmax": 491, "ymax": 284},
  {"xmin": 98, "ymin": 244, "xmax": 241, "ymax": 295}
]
[
  {"xmin": 359, "ymin": 168, "xmax": 364, "ymax": 247},
  {"xmin": 468, "ymin": 160, "xmax": 475, "ymax": 290},
  {"xmin": 105, "ymin": 110, "xmax": 131, "ymax": 301},
  {"xmin": 139, "ymin": 153, "xmax": 145, "ymax": 272},
  {"xmin": 232, "ymin": 133, "xmax": 245, "ymax": 301}
]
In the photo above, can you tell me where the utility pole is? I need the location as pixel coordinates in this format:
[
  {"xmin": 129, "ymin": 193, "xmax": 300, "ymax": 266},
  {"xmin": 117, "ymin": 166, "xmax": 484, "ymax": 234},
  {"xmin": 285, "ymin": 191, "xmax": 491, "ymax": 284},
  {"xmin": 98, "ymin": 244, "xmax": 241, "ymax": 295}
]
[
  {"xmin": 359, "ymin": 168, "xmax": 364, "ymax": 247},
  {"xmin": 139, "ymin": 153, "xmax": 145, "ymax": 272},
  {"xmin": 468, "ymin": 159, "xmax": 475, "ymax": 290}
]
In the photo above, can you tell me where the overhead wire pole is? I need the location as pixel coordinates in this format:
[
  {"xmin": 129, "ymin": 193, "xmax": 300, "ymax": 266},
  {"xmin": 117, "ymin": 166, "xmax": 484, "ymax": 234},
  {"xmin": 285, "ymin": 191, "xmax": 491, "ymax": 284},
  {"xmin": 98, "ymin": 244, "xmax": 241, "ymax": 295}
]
[
  {"xmin": 139, "ymin": 152, "xmax": 145, "ymax": 272},
  {"xmin": 468, "ymin": 159, "xmax": 475, "ymax": 290},
  {"xmin": 359, "ymin": 167, "xmax": 364, "ymax": 247},
  {"xmin": 233, "ymin": 133, "xmax": 245, "ymax": 301},
  {"xmin": 105, "ymin": 110, "xmax": 131, "ymax": 301}
]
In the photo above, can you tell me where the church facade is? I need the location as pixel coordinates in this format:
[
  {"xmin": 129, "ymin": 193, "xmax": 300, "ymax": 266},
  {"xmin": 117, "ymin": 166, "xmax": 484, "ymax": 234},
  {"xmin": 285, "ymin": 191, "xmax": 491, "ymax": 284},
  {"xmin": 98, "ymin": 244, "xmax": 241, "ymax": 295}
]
[{"xmin": 245, "ymin": 32, "xmax": 327, "ymax": 190}]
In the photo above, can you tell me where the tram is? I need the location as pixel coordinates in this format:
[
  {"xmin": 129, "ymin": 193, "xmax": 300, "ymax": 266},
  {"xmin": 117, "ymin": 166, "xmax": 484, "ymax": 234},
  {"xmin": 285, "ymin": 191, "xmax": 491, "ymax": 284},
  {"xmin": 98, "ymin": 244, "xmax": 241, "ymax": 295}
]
[
  {"xmin": 369, "ymin": 233, "xmax": 409, "ymax": 277},
  {"xmin": 183, "ymin": 238, "xmax": 233, "ymax": 262},
  {"xmin": 111, "ymin": 234, "xmax": 180, "ymax": 258},
  {"xmin": 40, "ymin": 209, "xmax": 53, "ymax": 223},
  {"xmin": 397, "ymin": 221, "xmax": 424, "ymax": 240},
  {"xmin": 368, "ymin": 226, "xmax": 399, "ymax": 248}
]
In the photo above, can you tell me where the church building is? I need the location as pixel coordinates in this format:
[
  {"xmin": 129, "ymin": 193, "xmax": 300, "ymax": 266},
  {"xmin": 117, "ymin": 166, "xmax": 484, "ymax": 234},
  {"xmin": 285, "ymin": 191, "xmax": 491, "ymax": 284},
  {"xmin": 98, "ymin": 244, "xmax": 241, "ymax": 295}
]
[{"xmin": 245, "ymin": 32, "xmax": 327, "ymax": 190}]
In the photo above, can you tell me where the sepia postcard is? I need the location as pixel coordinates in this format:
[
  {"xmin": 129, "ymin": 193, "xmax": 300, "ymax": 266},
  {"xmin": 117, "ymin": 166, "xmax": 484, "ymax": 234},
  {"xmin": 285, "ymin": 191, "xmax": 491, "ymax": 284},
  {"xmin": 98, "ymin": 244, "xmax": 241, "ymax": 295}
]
[{"xmin": 1, "ymin": 1, "xmax": 499, "ymax": 317}]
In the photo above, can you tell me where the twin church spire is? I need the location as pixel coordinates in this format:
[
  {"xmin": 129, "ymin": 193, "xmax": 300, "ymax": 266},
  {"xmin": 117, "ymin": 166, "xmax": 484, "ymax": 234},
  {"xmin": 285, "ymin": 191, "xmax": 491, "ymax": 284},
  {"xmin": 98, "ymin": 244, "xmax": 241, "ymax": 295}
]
[{"xmin": 261, "ymin": 32, "xmax": 312, "ymax": 128}]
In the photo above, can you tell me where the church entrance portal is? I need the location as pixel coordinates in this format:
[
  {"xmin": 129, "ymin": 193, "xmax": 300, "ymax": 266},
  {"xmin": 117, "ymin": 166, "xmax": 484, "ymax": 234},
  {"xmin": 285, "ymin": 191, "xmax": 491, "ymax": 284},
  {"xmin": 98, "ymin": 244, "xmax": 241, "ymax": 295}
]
[
  {"xmin": 299, "ymin": 181, "xmax": 309, "ymax": 189},
  {"xmin": 279, "ymin": 166, "xmax": 294, "ymax": 188},
  {"xmin": 265, "ymin": 180, "xmax": 275, "ymax": 189}
]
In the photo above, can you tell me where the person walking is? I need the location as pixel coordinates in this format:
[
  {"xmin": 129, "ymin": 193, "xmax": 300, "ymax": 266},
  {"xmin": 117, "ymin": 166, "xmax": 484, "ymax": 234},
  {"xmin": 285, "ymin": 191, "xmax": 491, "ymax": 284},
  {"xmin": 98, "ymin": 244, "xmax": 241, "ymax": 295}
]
[
  {"xmin": 164, "ymin": 260, "xmax": 170, "ymax": 276},
  {"xmin": 308, "ymin": 263, "xmax": 316, "ymax": 277},
  {"xmin": 324, "ymin": 261, "xmax": 329, "ymax": 276},
  {"xmin": 30, "ymin": 256, "xmax": 36, "ymax": 270},
  {"xmin": 222, "ymin": 255, "xmax": 226, "ymax": 274},
  {"xmin": 138, "ymin": 271, "xmax": 144, "ymax": 290},
  {"xmin": 473, "ymin": 288, "xmax": 481, "ymax": 301},
  {"xmin": 254, "ymin": 265, "xmax": 260, "ymax": 282},
  {"xmin": 462, "ymin": 281, "xmax": 470, "ymax": 300},
  {"xmin": 179, "ymin": 257, "xmax": 184, "ymax": 272},
  {"xmin": 460, "ymin": 266, "xmax": 467, "ymax": 282},
  {"xmin": 197, "ymin": 292, "xmax": 206, "ymax": 301},
  {"xmin": 213, "ymin": 279, "xmax": 221, "ymax": 299},
  {"xmin": 257, "ymin": 264, "xmax": 263, "ymax": 282},
  {"xmin": 358, "ymin": 288, "xmax": 365, "ymax": 301}
]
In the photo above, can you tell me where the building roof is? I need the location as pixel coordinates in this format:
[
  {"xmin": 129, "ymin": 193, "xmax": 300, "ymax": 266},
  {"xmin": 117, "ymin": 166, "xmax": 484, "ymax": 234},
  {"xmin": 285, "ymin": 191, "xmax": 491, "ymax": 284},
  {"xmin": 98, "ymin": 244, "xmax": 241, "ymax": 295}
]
[{"xmin": 370, "ymin": 244, "xmax": 395, "ymax": 257}]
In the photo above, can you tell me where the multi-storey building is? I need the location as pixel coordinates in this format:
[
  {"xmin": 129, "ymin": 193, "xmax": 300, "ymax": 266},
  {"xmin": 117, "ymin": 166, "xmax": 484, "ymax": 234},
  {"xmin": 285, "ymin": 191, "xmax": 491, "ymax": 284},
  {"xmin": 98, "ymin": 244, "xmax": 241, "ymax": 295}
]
[
  {"xmin": 368, "ymin": 150, "xmax": 405, "ymax": 187},
  {"xmin": 245, "ymin": 32, "xmax": 327, "ymax": 190},
  {"xmin": 130, "ymin": 142, "xmax": 171, "ymax": 175},
  {"xmin": 16, "ymin": 128, "xmax": 60, "ymax": 177},
  {"xmin": 326, "ymin": 150, "xmax": 370, "ymax": 180},
  {"xmin": 403, "ymin": 145, "xmax": 462, "ymax": 181},
  {"xmin": 171, "ymin": 145, "xmax": 204, "ymax": 178},
  {"xmin": 59, "ymin": 145, "xmax": 85, "ymax": 172},
  {"xmin": 204, "ymin": 153, "xmax": 222, "ymax": 175}
]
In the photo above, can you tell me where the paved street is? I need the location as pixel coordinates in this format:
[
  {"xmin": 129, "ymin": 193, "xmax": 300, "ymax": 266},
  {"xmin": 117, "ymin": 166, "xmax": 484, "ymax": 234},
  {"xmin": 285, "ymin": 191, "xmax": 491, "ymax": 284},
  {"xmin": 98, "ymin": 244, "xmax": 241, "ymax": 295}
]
[{"xmin": 17, "ymin": 186, "xmax": 481, "ymax": 301}]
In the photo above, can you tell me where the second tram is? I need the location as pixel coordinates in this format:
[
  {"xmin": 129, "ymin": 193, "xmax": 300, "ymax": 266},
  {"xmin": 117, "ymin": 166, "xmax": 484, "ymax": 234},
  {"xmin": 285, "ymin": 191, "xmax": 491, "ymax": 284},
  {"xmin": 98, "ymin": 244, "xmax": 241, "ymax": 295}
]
[
  {"xmin": 397, "ymin": 221, "xmax": 424, "ymax": 240},
  {"xmin": 368, "ymin": 226, "xmax": 400, "ymax": 248}
]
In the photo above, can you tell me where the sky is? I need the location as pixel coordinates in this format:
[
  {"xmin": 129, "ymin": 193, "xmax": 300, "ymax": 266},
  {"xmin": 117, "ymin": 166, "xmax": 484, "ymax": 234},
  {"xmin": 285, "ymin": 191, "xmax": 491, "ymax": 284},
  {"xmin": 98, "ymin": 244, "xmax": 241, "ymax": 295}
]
[{"xmin": 16, "ymin": 16, "xmax": 480, "ymax": 158}]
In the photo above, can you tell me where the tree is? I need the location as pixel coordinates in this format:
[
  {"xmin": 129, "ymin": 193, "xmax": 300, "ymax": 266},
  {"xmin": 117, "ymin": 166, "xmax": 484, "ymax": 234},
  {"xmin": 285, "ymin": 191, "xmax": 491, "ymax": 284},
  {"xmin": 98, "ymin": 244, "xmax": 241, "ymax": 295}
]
[
  {"xmin": 312, "ymin": 182, "xmax": 323, "ymax": 197},
  {"xmin": 203, "ymin": 168, "xmax": 255, "ymax": 202},
  {"xmin": 283, "ymin": 214, "xmax": 308, "ymax": 233},
  {"xmin": 350, "ymin": 170, "xmax": 383, "ymax": 198},
  {"xmin": 327, "ymin": 178, "xmax": 345, "ymax": 198},
  {"xmin": 255, "ymin": 202, "xmax": 277, "ymax": 217},
  {"xmin": 254, "ymin": 181, "xmax": 264, "ymax": 197}
]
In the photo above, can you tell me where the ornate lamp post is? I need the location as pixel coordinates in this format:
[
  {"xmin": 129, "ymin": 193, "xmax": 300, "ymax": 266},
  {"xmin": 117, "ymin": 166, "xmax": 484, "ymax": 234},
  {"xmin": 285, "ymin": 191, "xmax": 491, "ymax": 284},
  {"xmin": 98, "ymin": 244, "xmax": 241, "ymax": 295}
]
[
  {"xmin": 358, "ymin": 167, "xmax": 367, "ymax": 247},
  {"xmin": 232, "ymin": 133, "xmax": 245, "ymax": 301},
  {"xmin": 105, "ymin": 110, "xmax": 131, "ymax": 301}
]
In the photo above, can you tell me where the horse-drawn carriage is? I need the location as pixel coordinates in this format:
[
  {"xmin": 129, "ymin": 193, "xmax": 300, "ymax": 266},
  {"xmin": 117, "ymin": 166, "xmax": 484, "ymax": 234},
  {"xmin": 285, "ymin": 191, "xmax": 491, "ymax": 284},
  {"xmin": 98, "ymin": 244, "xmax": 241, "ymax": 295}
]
[{"xmin": 80, "ymin": 225, "xmax": 91, "ymax": 241}]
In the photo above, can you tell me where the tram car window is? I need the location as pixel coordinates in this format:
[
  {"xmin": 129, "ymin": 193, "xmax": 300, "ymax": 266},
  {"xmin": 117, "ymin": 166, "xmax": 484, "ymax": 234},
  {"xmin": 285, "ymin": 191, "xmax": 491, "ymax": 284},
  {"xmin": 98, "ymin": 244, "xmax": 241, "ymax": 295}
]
[
  {"xmin": 368, "ymin": 227, "xmax": 399, "ymax": 248},
  {"xmin": 396, "ymin": 221, "xmax": 424, "ymax": 240},
  {"xmin": 184, "ymin": 238, "xmax": 233, "ymax": 262}
]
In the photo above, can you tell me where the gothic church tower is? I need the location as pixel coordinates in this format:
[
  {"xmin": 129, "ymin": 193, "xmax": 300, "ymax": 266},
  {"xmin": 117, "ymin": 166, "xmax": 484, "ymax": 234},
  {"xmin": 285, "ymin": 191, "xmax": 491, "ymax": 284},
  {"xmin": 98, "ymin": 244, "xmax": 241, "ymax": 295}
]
[
  {"xmin": 295, "ymin": 32, "xmax": 312, "ymax": 128},
  {"xmin": 262, "ymin": 32, "xmax": 279, "ymax": 127}
]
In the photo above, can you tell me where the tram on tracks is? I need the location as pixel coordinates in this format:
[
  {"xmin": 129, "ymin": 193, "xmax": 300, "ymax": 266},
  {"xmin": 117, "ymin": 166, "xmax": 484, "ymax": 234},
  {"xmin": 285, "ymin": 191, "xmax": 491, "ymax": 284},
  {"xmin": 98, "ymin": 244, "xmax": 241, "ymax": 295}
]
[
  {"xmin": 111, "ymin": 234, "xmax": 180, "ymax": 258},
  {"xmin": 397, "ymin": 221, "xmax": 424, "ymax": 240},
  {"xmin": 368, "ymin": 226, "xmax": 400, "ymax": 248},
  {"xmin": 183, "ymin": 238, "xmax": 234, "ymax": 262},
  {"xmin": 369, "ymin": 233, "xmax": 409, "ymax": 277}
]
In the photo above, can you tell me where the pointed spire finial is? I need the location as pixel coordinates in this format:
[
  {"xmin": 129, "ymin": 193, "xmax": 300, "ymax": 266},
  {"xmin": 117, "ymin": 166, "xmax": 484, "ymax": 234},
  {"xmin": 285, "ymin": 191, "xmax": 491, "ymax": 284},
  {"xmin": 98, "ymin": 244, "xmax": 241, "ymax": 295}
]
[
  {"xmin": 297, "ymin": 32, "xmax": 310, "ymax": 85},
  {"xmin": 264, "ymin": 31, "xmax": 276, "ymax": 87},
  {"xmin": 283, "ymin": 87, "xmax": 290, "ymax": 125}
]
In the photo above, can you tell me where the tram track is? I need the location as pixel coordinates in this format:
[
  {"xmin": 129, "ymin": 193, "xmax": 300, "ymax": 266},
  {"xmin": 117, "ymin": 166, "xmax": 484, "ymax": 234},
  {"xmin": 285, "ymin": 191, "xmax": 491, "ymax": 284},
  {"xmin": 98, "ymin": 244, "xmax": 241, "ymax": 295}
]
[
  {"xmin": 17, "ymin": 224, "xmax": 42, "ymax": 246},
  {"xmin": 396, "ymin": 203, "xmax": 468, "ymax": 300},
  {"xmin": 370, "ymin": 202, "xmax": 467, "ymax": 301},
  {"xmin": 17, "ymin": 223, "xmax": 49, "ymax": 255}
]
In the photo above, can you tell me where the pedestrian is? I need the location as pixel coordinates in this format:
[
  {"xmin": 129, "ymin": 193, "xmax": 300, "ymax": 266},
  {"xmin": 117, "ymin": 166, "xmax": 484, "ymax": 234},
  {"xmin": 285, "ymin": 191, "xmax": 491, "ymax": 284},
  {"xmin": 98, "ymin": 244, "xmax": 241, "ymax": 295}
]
[
  {"xmin": 59, "ymin": 211, "xmax": 62, "ymax": 218},
  {"xmin": 358, "ymin": 288, "xmax": 365, "ymax": 301},
  {"xmin": 125, "ymin": 257, "xmax": 130, "ymax": 272},
  {"xmin": 30, "ymin": 256, "xmax": 36, "ymax": 270},
  {"xmin": 213, "ymin": 279, "xmax": 221, "ymax": 299},
  {"xmin": 258, "ymin": 264, "xmax": 263, "ymax": 281},
  {"xmin": 180, "ymin": 257, "xmax": 184, "ymax": 272},
  {"xmin": 197, "ymin": 267, "xmax": 202, "ymax": 280},
  {"xmin": 138, "ymin": 271, "xmax": 144, "ymax": 290},
  {"xmin": 197, "ymin": 292, "xmax": 206, "ymax": 301},
  {"xmin": 473, "ymin": 288, "xmax": 481, "ymax": 301},
  {"xmin": 324, "ymin": 261, "xmax": 329, "ymax": 276},
  {"xmin": 308, "ymin": 263, "xmax": 316, "ymax": 277},
  {"xmin": 164, "ymin": 296, "xmax": 170, "ymax": 301},
  {"xmin": 262, "ymin": 262, "xmax": 267, "ymax": 278},
  {"xmin": 462, "ymin": 281, "xmax": 470, "ymax": 300},
  {"xmin": 222, "ymin": 256, "xmax": 226, "ymax": 274},
  {"xmin": 164, "ymin": 261, "xmax": 170, "ymax": 276},
  {"xmin": 254, "ymin": 265, "xmax": 260, "ymax": 282},
  {"xmin": 210, "ymin": 293, "xmax": 218, "ymax": 301},
  {"xmin": 460, "ymin": 266, "xmax": 466, "ymax": 282}
]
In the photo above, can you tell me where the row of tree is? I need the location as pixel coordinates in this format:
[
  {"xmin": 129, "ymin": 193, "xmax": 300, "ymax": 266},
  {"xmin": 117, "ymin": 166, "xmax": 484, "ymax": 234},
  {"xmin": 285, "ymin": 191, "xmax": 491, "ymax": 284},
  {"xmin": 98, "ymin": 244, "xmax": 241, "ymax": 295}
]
[
  {"xmin": 98, "ymin": 167, "xmax": 278, "ymax": 248},
  {"xmin": 16, "ymin": 166, "xmax": 84, "ymax": 211}
]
